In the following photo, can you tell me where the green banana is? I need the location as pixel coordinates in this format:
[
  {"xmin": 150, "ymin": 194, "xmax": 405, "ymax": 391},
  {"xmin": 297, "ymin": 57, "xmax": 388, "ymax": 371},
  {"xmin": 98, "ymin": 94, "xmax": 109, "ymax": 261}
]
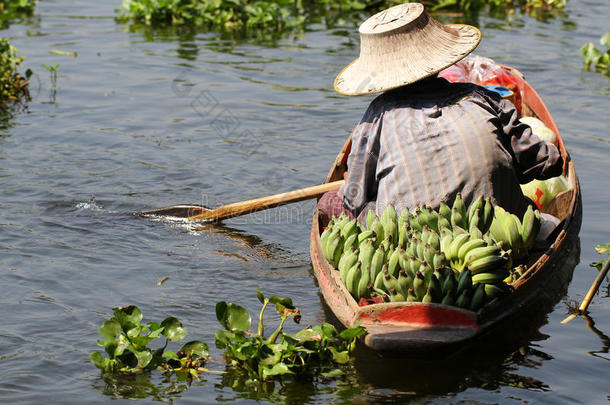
[
  {"xmin": 457, "ymin": 238, "xmax": 486, "ymax": 264},
  {"xmin": 469, "ymin": 283, "xmax": 487, "ymax": 311},
  {"xmin": 343, "ymin": 233, "xmax": 358, "ymax": 252},
  {"xmin": 481, "ymin": 196, "xmax": 494, "ymax": 234},
  {"xmin": 439, "ymin": 201, "xmax": 452, "ymax": 223},
  {"xmin": 455, "ymin": 288, "xmax": 471, "ymax": 309},
  {"xmin": 462, "ymin": 244, "xmax": 502, "ymax": 267},
  {"xmin": 468, "ymin": 195, "xmax": 484, "ymax": 227},
  {"xmin": 418, "ymin": 206, "xmax": 431, "ymax": 229},
  {"xmin": 356, "ymin": 266, "xmax": 371, "ymax": 301},
  {"xmin": 398, "ymin": 223, "xmax": 409, "ymax": 249},
  {"xmin": 374, "ymin": 264, "xmax": 387, "ymax": 290},
  {"xmin": 407, "ymin": 288, "xmax": 419, "ymax": 302},
  {"xmin": 489, "ymin": 208, "xmax": 510, "ymax": 247},
  {"xmin": 370, "ymin": 247, "xmax": 386, "ymax": 281},
  {"xmin": 521, "ymin": 205, "xmax": 541, "ymax": 250},
  {"xmin": 387, "ymin": 248, "xmax": 401, "ymax": 278},
  {"xmin": 423, "ymin": 244, "xmax": 436, "ymax": 267},
  {"xmin": 327, "ymin": 234, "xmax": 344, "ymax": 267},
  {"xmin": 340, "ymin": 218, "xmax": 358, "ymax": 240},
  {"xmin": 441, "ymin": 293, "xmax": 455, "ymax": 306},
  {"xmin": 382, "ymin": 271, "xmax": 399, "ymax": 293},
  {"xmin": 398, "ymin": 208, "xmax": 410, "ymax": 231},
  {"xmin": 433, "ymin": 251, "xmax": 447, "ymax": 269},
  {"xmin": 384, "ymin": 221, "xmax": 398, "ymax": 246},
  {"xmin": 468, "ymin": 255, "xmax": 509, "ymax": 275},
  {"xmin": 428, "ymin": 273, "xmax": 442, "ymax": 303},
  {"xmin": 320, "ymin": 225, "xmax": 334, "ymax": 259},
  {"xmin": 357, "ymin": 239, "xmax": 375, "ymax": 270},
  {"xmin": 371, "ymin": 220, "xmax": 385, "ymax": 247},
  {"xmin": 447, "ymin": 233, "xmax": 470, "ymax": 263},
  {"xmin": 469, "ymin": 227, "xmax": 484, "ymax": 240},
  {"xmin": 438, "ymin": 216, "xmax": 452, "ymax": 231},
  {"xmin": 468, "ymin": 207, "xmax": 481, "ymax": 234},
  {"xmin": 503, "ymin": 211, "xmax": 522, "ymax": 252},
  {"xmin": 427, "ymin": 210, "xmax": 440, "ymax": 233},
  {"xmin": 409, "ymin": 212, "xmax": 423, "ymax": 232},
  {"xmin": 381, "ymin": 204, "xmax": 398, "ymax": 228},
  {"xmin": 427, "ymin": 230, "xmax": 441, "ymax": 251},
  {"xmin": 366, "ymin": 209, "xmax": 377, "ymax": 231},
  {"xmin": 451, "ymin": 192, "xmax": 467, "ymax": 229},
  {"xmin": 456, "ymin": 268, "xmax": 473, "ymax": 293},
  {"xmin": 389, "ymin": 288, "xmax": 406, "ymax": 302},
  {"xmin": 339, "ymin": 249, "xmax": 359, "ymax": 283},
  {"xmin": 472, "ymin": 271, "xmax": 509, "ymax": 285},
  {"xmin": 413, "ymin": 271, "xmax": 427, "ymax": 300},
  {"xmin": 442, "ymin": 271, "xmax": 457, "ymax": 298},
  {"xmin": 422, "ymin": 287, "xmax": 434, "ymax": 303},
  {"xmin": 484, "ymin": 283, "xmax": 510, "ymax": 300},
  {"xmin": 440, "ymin": 231, "xmax": 454, "ymax": 257},
  {"xmin": 345, "ymin": 261, "xmax": 361, "ymax": 296},
  {"xmin": 397, "ymin": 269, "xmax": 413, "ymax": 296},
  {"xmin": 357, "ymin": 229, "xmax": 376, "ymax": 244}
]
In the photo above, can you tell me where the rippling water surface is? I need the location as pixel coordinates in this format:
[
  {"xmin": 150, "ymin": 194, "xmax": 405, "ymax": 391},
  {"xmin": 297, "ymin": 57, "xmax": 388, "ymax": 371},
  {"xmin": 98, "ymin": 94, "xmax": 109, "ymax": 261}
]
[{"xmin": 1, "ymin": 1, "xmax": 609, "ymax": 403}]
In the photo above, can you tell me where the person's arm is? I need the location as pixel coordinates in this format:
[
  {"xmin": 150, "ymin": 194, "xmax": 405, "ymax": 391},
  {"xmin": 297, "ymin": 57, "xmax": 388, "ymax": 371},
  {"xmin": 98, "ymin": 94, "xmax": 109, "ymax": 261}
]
[
  {"xmin": 496, "ymin": 98, "xmax": 563, "ymax": 183},
  {"xmin": 340, "ymin": 103, "xmax": 383, "ymax": 218}
]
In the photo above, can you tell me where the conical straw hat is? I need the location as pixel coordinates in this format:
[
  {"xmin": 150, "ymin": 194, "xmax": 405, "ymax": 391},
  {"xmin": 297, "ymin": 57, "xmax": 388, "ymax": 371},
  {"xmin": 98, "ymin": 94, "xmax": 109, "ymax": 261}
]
[{"xmin": 334, "ymin": 3, "xmax": 481, "ymax": 96}]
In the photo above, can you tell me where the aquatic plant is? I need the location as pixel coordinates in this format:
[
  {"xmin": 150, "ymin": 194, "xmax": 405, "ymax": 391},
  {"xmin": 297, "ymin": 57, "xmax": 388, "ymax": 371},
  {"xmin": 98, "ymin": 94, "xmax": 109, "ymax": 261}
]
[
  {"xmin": 215, "ymin": 289, "xmax": 365, "ymax": 381},
  {"xmin": 0, "ymin": 0, "xmax": 36, "ymax": 28},
  {"xmin": 91, "ymin": 290, "xmax": 365, "ymax": 390},
  {"xmin": 90, "ymin": 305, "xmax": 210, "ymax": 381},
  {"xmin": 433, "ymin": 0, "xmax": 565, "ymax": 12},
  {"xmin": 0, "ymin": 38, "xmax": 31, "ymax": 110},
  {"xmin": 580, "ymin": 34, "xmax": 610, "ymax": 75}
]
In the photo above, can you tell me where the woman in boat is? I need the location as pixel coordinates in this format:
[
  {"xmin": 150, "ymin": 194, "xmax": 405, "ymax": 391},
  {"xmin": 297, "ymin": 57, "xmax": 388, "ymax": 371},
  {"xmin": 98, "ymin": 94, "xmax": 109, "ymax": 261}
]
[{"xmin": 318, "ymin": 2, "xmax": 562, "ymax": 223}]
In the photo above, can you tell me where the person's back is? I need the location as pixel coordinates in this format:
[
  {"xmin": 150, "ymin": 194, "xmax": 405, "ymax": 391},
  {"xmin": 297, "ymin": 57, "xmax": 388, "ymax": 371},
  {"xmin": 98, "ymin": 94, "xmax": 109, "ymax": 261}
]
[
  {"xmin": 318, "ymin": 2, "xmax": 562, "ymax": 222},
  {"xmin": 339, "ymin": 76, "xmax": 562, "ymax": 220}
]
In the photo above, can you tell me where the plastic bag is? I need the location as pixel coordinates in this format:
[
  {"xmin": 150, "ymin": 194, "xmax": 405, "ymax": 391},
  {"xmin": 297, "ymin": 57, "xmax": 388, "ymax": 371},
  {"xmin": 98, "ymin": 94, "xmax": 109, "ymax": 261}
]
[
  {"xmin": 521, "ymin": 176, "xmax": 569, "ymax": 211},
  {"xmin": 519, "ymin": 117, "xmax": 558, "ymax": 146},
  {"xmin": 439, "ymin": 54, "xmax": 523, "ymax": 112}
]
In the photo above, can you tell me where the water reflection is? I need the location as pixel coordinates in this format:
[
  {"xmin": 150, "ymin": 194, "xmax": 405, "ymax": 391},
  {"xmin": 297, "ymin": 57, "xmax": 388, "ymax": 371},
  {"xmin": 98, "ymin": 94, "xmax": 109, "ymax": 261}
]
[
  {"xmin": 583, "ymin": 315, "xmax": 610, "ymax": 362},
  {"xmin": 92, "ymin": 371, "xmax": 199, "ymax": 404}
]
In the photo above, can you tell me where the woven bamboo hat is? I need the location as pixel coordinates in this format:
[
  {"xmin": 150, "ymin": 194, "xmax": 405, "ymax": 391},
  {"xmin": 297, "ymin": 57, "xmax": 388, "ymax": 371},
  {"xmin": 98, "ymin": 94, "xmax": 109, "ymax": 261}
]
[{"xmin": 334, "ymin": 3, "xmax": 481, "ymax": 96}]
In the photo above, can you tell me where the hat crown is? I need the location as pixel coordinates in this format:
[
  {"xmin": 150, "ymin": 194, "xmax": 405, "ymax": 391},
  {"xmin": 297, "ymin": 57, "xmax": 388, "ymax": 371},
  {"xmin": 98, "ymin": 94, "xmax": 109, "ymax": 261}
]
[{"xmin": 360, "ymin": 3, "xmax": 423, "ymax": 35}]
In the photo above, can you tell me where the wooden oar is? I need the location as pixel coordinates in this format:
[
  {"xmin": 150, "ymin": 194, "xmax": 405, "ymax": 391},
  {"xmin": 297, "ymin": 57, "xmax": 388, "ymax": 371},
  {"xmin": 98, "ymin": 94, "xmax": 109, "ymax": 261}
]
[
  {"xmin": 561, "ymin": 257, "xmax": 610, "ymax": 324},
  {"xmin": 140, "ymin": 180, "xmax": 344, "ymax": 222}
]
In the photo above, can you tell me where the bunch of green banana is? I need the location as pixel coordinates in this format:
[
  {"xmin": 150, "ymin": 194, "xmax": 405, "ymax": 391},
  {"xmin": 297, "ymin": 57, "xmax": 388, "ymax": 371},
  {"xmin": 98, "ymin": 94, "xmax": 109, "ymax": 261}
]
[
  {"xmin": 321, "ymin": 200, "xmax": 515, "ymax": 309},
  {"xmin": 489, "ymin": 205, "xmax": 541, "ymax": 260}
]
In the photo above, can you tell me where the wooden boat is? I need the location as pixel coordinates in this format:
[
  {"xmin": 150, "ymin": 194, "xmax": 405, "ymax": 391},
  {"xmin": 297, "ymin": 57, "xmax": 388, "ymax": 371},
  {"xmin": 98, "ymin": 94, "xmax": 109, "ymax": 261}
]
[{"xmin": 310, "ymin": 67, "xmax": 582, "ymax": 354}]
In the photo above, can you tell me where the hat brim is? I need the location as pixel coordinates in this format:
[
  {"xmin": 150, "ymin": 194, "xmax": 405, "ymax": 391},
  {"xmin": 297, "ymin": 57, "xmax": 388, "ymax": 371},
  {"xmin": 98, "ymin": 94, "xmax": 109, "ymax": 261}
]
[{"xmin": 334, "ymin": 24, "xmax": 482, "ymax": 96}]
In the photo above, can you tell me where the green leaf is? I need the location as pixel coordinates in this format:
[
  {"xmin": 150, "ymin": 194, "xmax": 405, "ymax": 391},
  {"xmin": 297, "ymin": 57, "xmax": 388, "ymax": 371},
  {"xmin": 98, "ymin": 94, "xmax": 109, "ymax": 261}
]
[
  {"xmin": 328, "ymin": 347, "xmax": 349, "ymax": 364},
  {"xmin": 118, "ymin": 351, "xmax": 138, "ymax": 368},
  {"xmin": 320, "ymin": 368, "xmax": 344, "ymax": 378},
  {"xmin": 339, "ymin": 324, "xmax": 366, "ymax": 340},
  {"xmin": 595, "ymin": 243, "xmax": 610, "ymax": 255},
  {"xmin": 179, "ymin": 340, "xmax": 209, "ymax": 358},
  {"xmin": 261, "ymin": 362, "xmax": 293, "ymax": 379},
  {"xmin": 133, "ymin": 348, "xmax": 154, "ymax": 368},
  {"xmin": 98, "ymin": 319, "xmax": 121, "ymax": 340},
  {"xmin": 216, "ymin": 301, "xmax": 251, "ymax": 331},
  {"xmin": 163, "ymin": 350, "xmax": 179, "ymax": 360},
  {"xmin": 256, "ymin": 288, "xmax": 266, "ymax": 304},
  {"xmin": 215, "ymin": 329, "xmax": 235, "ymax": 348},
  {"xmin": 600, "ymin": 33, "xmax": 610, "ymax": 48},
  {"xmin": 129, "ymin": 335, "xmax": 157, "ymax": 349},
  {"xmin": 161, "ymin": 316, "xmax": 188, "ymax": 342},
  {"xmin": 112, "ymin": 306, "xmax": 143, "ymax": 333},
  {"xmin": 90, "ymin": 351, "xmax": 104, "ymax": 369}
]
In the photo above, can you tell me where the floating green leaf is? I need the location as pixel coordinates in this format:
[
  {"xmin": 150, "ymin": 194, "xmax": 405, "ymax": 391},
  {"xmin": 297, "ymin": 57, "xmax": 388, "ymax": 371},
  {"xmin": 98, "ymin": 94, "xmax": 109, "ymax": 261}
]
[
  {"xmin": 216, "ymin": 301, "xmax": 251, "ymax": 331},
  {"xmin": 161, "ymin": 316, "xmax": 188, "ymax": 342},
  {"xmin": 179, "ymin": 340, "xmax": 209, "ymax": 358}
]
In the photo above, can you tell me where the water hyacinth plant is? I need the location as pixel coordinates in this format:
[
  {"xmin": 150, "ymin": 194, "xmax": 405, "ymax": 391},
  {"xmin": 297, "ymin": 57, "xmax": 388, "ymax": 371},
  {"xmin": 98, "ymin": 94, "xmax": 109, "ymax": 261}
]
[
  {"xmin": 215, "ymin": 289, "xmax": 365, "ymax": 382},
  {"xmin": 580, "ymin": 33, "xmax": 610, "ymax": 75},
  {"xmin": 0, "ymin": 38, "xmax": 31, "ymax": 109},
  {"xmin": 90, "ymin": 305, "xmax": 210, "ymax": 380}
]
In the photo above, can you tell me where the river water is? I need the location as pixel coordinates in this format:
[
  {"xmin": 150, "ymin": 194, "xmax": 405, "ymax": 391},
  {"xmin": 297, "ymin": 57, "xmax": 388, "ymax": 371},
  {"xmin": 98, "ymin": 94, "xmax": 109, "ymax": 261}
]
[{"xmin": 1, "ymin": 0, "xmax": 609, "ymax": 403}]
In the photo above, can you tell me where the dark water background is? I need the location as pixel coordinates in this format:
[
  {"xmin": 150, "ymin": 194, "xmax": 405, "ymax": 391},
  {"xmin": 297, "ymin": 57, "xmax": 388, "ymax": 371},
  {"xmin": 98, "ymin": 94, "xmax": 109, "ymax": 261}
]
[{"xmin": 1, "ymin": 0, "xmax": 609, "ymax": 403}]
